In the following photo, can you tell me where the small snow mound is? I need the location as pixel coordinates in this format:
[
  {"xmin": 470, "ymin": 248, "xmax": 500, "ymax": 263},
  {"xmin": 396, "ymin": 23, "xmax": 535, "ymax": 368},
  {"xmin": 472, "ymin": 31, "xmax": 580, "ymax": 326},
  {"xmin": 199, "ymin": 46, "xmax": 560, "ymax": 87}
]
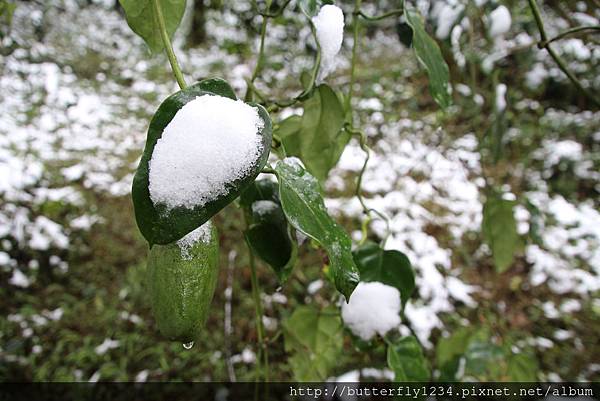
[
  {"xmin": 177, "ymin": 221, "xmax": 212, "ymax": 260},
  {"xmin": 341, "ymin": 281, "xmax": 401, "ymax": 341},
  {"xmin": 488, "ymin": 6, "xmax": 511, "ymax": 37},
  {"xmin": 312, "ymin": 5, "xmax": 344, "ymax": 80},
  {"xmin": 495, "ymin": 83, "xmax": 507, "ymax": 112},
  {"xmin": 149, "ymin": 94, "xmax": 264, "ymax": 210}
]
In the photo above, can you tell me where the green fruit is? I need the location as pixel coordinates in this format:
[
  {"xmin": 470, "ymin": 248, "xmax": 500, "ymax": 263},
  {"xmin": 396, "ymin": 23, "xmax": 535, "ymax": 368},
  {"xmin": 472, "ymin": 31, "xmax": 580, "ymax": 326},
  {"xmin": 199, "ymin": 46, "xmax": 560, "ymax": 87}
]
[
  {"xmin": 132, "ymin": 78, "xmax": 272, "ymax": 246},
  {"xmin": 146, "ymin": 223, "xmax": 220, "ymax": 343}
]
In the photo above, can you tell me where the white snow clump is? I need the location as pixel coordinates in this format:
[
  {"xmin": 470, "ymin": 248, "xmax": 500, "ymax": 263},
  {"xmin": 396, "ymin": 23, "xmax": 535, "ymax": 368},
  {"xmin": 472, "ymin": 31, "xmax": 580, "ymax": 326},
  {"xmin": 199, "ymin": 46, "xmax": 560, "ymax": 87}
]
[
  {"xmin": 149, "ymin": 94, "xmax": 264, "ymax": 210},
  {"xmin": 495, "ymin": 83, "xmax": 507, "ymax": 112},
  {"xmin": 341, "ymin": 281, "xmax": 401, "ymax": 341},
  {"xmin": 488, "ymin": 6, "xmax": 511, "ymax": 37},
  {"xmin": 312, "ymin": 4, "xmax": 345, "ymax": 80}
]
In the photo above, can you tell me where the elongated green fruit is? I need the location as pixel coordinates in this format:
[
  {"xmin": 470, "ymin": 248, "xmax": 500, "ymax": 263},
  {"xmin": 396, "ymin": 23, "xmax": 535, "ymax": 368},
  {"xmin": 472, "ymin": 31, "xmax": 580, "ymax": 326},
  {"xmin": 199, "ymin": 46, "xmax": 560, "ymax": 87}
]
[{"xmin": 147, "ymin": 223, "xmax": 220, "ymax": 343}]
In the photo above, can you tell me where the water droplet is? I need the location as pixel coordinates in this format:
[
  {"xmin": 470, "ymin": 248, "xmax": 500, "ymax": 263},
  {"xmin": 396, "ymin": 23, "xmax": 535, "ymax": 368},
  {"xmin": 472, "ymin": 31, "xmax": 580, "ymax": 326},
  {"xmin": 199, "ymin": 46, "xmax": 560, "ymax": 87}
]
[{"xmin": 183, "ymin": 341, "xmax": 194, "ymax": 350}]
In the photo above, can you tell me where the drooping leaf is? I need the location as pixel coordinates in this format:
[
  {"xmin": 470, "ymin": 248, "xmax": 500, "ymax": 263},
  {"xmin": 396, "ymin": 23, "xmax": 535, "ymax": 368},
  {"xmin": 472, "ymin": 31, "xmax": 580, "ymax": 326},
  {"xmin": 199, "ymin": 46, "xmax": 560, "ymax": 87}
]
[
  {"xmin": 387, "ymin": 336, "xmax": 430, "ymax": 382},
  {"xmin": 274, "ymin": 158, "xmax": 359, "ymax": 300},
  {"xmin": 482, "ymin": 194, "xmax": 519, "ymax": 272},
  {"xmin": 241, "ymin": 180, "xmax": 297, "ymax": 282},
  {"xmin": 132, "ymin": 78, "xmax": 272, "ymax": 245},
  {"xmin": 403, "ymin": 0, "xmax": 451, "ymax": 109},
  {"xmin": 282, "ymin": 305, "xmax": 343, "ymax": 381},
  {"xmin": 275, "ymin": 115, "xmax": 303, "ymax": 157},
  {"xmin": 352, "ymin": 241, "xmax": 415, "ymax": 307},
  {"xmin": 278, "ymin": 85, "xmax": 349, "ymax": 181},
  {"xmin": 118, "ymin": 0, "xmax": 186, "ymax": 53},
  {"xmin": 239, "ymin": 178, "xmax": 279, "ymax": 208}
]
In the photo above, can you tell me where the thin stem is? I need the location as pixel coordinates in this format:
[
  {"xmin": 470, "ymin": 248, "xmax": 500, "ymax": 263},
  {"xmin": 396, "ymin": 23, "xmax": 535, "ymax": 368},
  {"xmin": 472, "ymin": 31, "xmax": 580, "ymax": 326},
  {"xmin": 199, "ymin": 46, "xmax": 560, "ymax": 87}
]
[
  {"xmin": 152, "ymin": 0, "xmax": 186, "ymax": 89},
  {"xmin": 345, "ymin": 0, "xmax": 363, "ymax": 114},
  {"xmin": 245, "ymin": 14, "xmax": 269, "ymax": 102},
  {"xmin": 248, "ymin": 248, "xmax": 269, "ymax": 382},
  {"xmin": 260, "ymin": 0, "xmax": 292, "ymax": 18},
  {"xmin": 543, "ymin": 25, "xmax": 600, "ymax": 46},
  {"xmin": 346, "ymin": 125, "xmax": 392, "ymax": 247},
  {"xmin": 527, "ymin": 0, "xmax": 600, "ymax": 106},
  {"xmin": 358, "ymin": 8, "xmax": 403, "ymax": 21}
]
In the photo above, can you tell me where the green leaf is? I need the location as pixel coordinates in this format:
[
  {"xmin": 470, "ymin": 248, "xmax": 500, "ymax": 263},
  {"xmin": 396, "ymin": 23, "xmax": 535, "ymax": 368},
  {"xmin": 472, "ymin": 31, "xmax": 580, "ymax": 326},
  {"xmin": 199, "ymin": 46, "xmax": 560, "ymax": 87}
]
[
  {"xmin": 275, "ymin": 115, "xmax": 303, "ymax": 157},
  {"xmin": 0, "ymin": 1, "xmax": 16, "ymax": 31},
  {"xmin": 275, "ymin": 158, "xmax": 359, "ymax": 300},
  {"xmin": 282, "ymin": 305, "xmax": 343, "ymax": 381},
  {"xmin": 241, "ymin": 180, "xmax": 297, "ymax": 282},
  {"xmin": 118, "ymin": 0, "xmax": 186, "ymax": 53},
  {"xmin": 352, "ymin": 242, "xmax": 415, "ymax": 307},
  {"xmin": 279, "ymin": 85, "xmax": 349, "ymax": 181},
  {"xmin": 387, "ymin": 336, "xmax": 430, "ymax": 382},
  {"xmin": 436, "ymin": 327, "xmax": 475, "ymax": 381},
  {"xmin": 132, "ymin": 78, "xmax": 272, "ymax": 245},
  {"xmin": 403, "ymin": 1, "xmax": 451, "ymax": 109},
  {"xmin": 463, "ymin": 334, "xmax": 506, "ymax": 380},
  {"xmin": 297, "ymin": 0, "xmax": 338, "ymax": 17},
  {"xmin": 482, "ymin": 194, "xmax": 520, "ymax": 272},
  {"xmin": 239, "ymin": 178, "xmax": 279, "ymax": 208},
  {"xmin": 507, "ymin": 353, "xmax": 538, "ymax": 382}
]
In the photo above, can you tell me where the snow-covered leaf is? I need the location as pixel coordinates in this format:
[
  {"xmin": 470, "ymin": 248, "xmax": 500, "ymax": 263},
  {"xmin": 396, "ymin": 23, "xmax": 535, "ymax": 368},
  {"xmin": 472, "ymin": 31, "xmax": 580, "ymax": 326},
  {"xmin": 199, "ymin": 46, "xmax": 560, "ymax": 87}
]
[{"xmin": 132, "ymin": 78, "xmax": 272, "ymax": 245}]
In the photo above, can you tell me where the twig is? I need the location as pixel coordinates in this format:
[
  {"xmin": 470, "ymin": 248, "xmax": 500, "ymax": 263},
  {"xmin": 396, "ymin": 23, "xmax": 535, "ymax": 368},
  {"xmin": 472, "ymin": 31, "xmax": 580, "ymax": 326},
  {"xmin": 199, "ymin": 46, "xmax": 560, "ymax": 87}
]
[
  {"xmin": 152, "ymin": 0, "xmax": 186, "ymax": 89},
  {"xmin": 527, "ymin": 0, "xmax": 600, "ymax": 106},
  {"xmin": 224, "ymin": 250, "xmax": 237, "ymax": 382},
  {"xmin": 357, "ymin": 8, "xmax": 404, "ymax": 21},
  {"xmin": 542, "ymin": 25, "xmax": 600, "ymax": 46}
]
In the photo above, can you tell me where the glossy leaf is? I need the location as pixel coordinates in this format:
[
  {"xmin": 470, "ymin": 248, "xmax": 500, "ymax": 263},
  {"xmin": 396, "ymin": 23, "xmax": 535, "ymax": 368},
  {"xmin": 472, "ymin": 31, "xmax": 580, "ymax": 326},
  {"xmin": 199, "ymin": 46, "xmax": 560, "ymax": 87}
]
[
  {"xmin": 275, "ymin": 158, "xmax": 359, "ymax": 300},
  {"xmin": 132, "ymin": 78, "xmax": 272, "ymax": 245},
  {"xmin": 403, "ymin": 0, "xmax": 451, "ymax": 109},
  {"xmin": 239, "ymin": 178, "xmax": 279, "ymax": 208},
  {"xmin": 282, "ymin": 305, "xmax": 343, "ymax": 381},
  {"xmin": 118, "ymin": 0, "xmax": 186, "ymax": 53},
  {"xmin": 353, "ymin": 242, "xmax": 415, "ymax": 306},
  {"xmin": 482, "ymin": 194, "xmax": 519, "ymax": 272},
  {"xmin": 278, "ymin": 85, "xmax": 349, "ymax": 181},
  {"xmin": 242, "ymin": 180, "xmax": 297, "ymax": 282},
  {"xmin": 387, "ymin": 336, "xmax": 430, "ymax": 382}
]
